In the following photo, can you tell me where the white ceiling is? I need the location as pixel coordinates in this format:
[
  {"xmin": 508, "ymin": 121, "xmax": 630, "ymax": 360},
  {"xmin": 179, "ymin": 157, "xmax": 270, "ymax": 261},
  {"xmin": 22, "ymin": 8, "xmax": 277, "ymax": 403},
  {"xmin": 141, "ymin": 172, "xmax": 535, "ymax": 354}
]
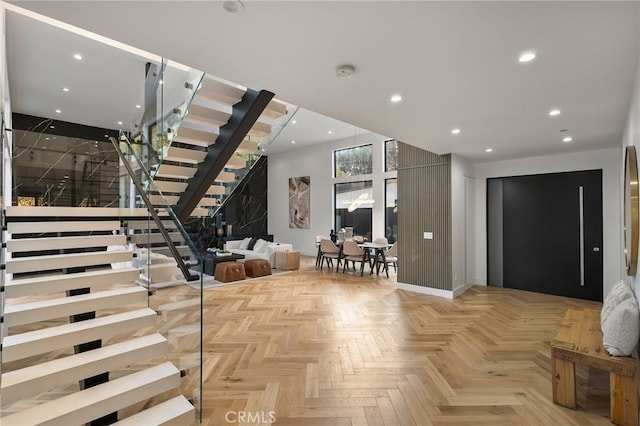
[{"xmin": 6, "ymin": 1, "xmax": 640, "ymax": 162}]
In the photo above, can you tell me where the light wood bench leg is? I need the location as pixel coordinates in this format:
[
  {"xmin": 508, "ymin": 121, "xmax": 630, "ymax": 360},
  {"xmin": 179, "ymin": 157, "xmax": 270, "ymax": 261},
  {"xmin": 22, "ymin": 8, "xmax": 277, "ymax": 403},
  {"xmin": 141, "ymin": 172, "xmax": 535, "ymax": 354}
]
[
  {"xmin": 610, "ymin": 373, "xmax": 638, "ymax": 426},
  {"xmin": 552, "ymin": 355, "xmax": 576, "ymax": 409}
]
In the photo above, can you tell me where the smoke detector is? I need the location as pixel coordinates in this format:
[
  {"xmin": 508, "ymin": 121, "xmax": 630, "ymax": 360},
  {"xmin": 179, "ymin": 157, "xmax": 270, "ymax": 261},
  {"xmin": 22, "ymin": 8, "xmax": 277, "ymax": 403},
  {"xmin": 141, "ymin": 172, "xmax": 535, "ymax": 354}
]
[
  {"xmin": 336, "ymin": 64, "xmax": 355, "ymax": 79},
  {"xmin": 222, "ymin": 0, "xmax": 245, "ymax": 13}
]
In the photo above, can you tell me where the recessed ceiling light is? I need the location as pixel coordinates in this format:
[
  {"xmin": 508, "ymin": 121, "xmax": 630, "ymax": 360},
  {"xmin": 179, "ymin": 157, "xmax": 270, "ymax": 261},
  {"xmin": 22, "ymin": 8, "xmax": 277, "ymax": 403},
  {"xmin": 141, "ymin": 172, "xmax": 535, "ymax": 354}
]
[
  {"xmin": 390, "ymin": 94, "xmax": 402, "ymax": 103},
  {"xmin": 73, "ymin": 53, "xmax": 83, "ymax": 61},
  {"xmin": 291, "ymin": 140, "xmax": 296, "ymax": 144},
  {"xmin": 64, "ymin": 175, "xmax": 69, "ymax": 178},
  {"xmin": 518, "ymin": 51, "xmax": 536, "ymax": 63},
  {"xmin": 62, "ymin": 87, "xmax": 70, "ymax": 92},
  {"xmin": 135, "ymin": 104, "xmax": 141, "ymax": 109},
  {"xmin": 159, "ymin": 80, "xmax": 163, "ymax": 85},
  {"xmin": 549, "ymin": 109, "xmax": 561, "ymax": 117},
  {"xmin": 55, "ymin": 109, "xmax": 62, "ymax": 114},
  {"xmin": 222, "ymin": 0, "xmax": 245, "ymax": 13},
  {"xmin": 50, "ymin": 125, "xmax": 55, "ymax": 129},
  {"xmin": 328, "ymin": 131, "xmax": 333, "ymax": 135},
  {"xmin": 292, "ymin": 120, "xmax": 297, "ymax": 124},
  {"xmin": 45, "ymin": 137, "xmax": 50, "ymax": 141},
  {"xmin": 451, "ymin": 128, "xmax": 461, "ymax": 135},
  {"xmin": 486, "ymin": 148, "xmax": 493, "ymax": 153},
  {"xmin": 563, "ymin": 136, "xmax": 573, "ymax": 143},
  {"xmin": 104, "ymin": 134, "xmax": 109, "ymax": 138},
  {"xmin": 117, "ymin": 121, "xmax": 123, "ymax": 125}
]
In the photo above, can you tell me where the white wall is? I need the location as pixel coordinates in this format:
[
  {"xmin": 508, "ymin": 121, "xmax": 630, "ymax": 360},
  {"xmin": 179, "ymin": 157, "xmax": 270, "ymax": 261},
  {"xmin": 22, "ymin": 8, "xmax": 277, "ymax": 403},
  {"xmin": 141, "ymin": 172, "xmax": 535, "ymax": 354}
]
[
  {"xmin": 622, "ymin": 57, "xmax": 640, "ymax": 295},
  {"xmin": 474, "ymin": 148, "xmax": 622, "ymax": 297},
  {"xmin": 451, "ymin": 154, "xmax": 475, "ymax": 293},
  {"xmin": 268, "ymin": 132, "xmax": 395, "ymax": 256}
]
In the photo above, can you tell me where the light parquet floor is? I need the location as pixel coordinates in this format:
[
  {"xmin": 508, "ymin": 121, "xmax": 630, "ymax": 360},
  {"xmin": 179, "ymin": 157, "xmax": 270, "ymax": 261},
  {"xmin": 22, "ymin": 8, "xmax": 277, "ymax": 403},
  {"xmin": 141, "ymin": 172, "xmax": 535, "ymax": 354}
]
[{"xmin": 152, "ymin": 255, "xmax": 616, "ymax": 426}]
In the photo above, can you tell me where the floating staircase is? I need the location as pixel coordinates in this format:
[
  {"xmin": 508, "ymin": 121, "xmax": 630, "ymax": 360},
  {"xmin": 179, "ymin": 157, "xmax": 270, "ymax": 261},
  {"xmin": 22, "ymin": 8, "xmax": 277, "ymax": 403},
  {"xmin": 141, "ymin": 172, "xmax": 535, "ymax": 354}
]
[
  {"xmin": 0, "ymin": 206, "xmax": 195, "ymax": 425},
  {"xmin": 146, "ymin": 74, "xmax": 286, "ymax": 220}
]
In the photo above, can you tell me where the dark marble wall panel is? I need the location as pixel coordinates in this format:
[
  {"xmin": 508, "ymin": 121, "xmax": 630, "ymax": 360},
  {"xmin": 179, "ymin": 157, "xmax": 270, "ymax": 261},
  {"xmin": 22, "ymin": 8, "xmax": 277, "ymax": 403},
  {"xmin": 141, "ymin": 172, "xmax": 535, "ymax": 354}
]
[{"xmin": 221, "ymin": 156, "xmax": 268, "ymax": 237}]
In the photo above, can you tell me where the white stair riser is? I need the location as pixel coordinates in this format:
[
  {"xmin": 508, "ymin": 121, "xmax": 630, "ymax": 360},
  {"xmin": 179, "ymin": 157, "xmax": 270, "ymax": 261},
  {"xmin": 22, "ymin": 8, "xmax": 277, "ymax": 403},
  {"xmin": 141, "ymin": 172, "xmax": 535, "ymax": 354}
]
[
  {"xmin": 207, "ymin": 185, "xmax": 226, "ymax": 195},
  {"xmin": 7, "ymin": 235, "xmax": 126, "ymax": 253},
  {"xmin": 1, "ymin": 308, "xmax": 157, "ymax": 362},
  {"xmin": 6, "ymin": 250, "xmax": 132, "ymax": 274},
  {"xmin": 4, "ymin": 286, "xmax": 148, "ymax": 328},
  {"xmin": 189, "ymin": 208, "xmax": 210, "ymax": 217},
  {"xmin": 1, "ymin": 362, "xmax": 180, "ymax": 426},
  {"xmin": 198, "ymin": 197, "xmax": 218, "ymax": 207},
  {"xmin": 225, "ymin": 156, "xmax": 246, "ymax": 169},
  {"xmin": 1, "ymin": 334, "xmax": 167, "ymax": 404},
  {"xmin": 8, "ymin": 220, "xmax": 121, "ymax": 234},
  {"xmin": 237, "ymin": 139, "xmax": 259, "ymax": 154},
  {"xmin": 5, "ymin": 268, "xmax": 140, "ymax": 298}
]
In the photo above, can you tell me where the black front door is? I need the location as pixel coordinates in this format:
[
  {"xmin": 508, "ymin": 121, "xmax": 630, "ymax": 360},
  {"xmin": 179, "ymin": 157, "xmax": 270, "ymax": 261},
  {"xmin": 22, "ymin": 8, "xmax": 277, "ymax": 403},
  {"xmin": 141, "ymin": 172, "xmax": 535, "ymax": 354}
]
[{"xmin": 493, "ymin": 170, "xmax": 603, "ymax": 301}]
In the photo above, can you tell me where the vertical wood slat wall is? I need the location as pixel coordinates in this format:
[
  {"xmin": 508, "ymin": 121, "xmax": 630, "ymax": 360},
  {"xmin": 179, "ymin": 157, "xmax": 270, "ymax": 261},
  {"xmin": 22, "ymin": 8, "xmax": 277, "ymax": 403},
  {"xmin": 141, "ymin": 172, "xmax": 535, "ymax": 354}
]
[{"xmin": 397, "ymin": 143, "xmax": 452, "ymax": 290}]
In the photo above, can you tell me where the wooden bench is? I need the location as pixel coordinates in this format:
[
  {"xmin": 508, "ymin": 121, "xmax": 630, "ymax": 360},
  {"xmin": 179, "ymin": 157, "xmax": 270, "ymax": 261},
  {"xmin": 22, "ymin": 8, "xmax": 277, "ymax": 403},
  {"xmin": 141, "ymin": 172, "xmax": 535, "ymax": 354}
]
[{"xmin": 551, "ymin": 308, "xmax": 638, "ymax": 426}]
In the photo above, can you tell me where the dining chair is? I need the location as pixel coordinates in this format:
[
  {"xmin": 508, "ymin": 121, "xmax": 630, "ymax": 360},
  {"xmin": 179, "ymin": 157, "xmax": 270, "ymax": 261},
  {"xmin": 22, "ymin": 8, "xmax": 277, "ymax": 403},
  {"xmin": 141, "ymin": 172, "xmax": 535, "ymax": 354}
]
[
  {"xmin": 315, "ymin": 235, "xmax": 327, "ymax": 268},
  {"xmin": 379, "ymin": 242, "xmax": 398, "ymax": 275},
  {"xmin": 373, "ymin": 237, "xmax": 388, "ymax": 245},
  {"xmin": 342, "ymin": 240, "xmax": 370, "ymax": 277},
  {"xmin": 320, "ymin": 239, "xmax": 342, "ymax": 271}
]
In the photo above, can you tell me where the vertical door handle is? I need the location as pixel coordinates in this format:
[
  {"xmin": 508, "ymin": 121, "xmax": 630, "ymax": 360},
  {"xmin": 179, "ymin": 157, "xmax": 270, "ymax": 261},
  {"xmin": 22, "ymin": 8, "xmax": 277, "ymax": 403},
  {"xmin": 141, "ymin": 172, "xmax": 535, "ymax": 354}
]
[{"xmin": 579, "ymin": 186, "xmax": 585, "ymax": 286}]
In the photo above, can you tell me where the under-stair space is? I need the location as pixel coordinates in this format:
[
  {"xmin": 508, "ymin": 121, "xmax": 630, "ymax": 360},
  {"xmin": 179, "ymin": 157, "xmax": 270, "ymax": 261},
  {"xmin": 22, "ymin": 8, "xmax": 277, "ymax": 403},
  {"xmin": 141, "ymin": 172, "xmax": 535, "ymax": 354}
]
[
  {"xmin": 0, "ymin": 206, "xmax": 196, "ymax": 425},
  {"xmin": 147, "ymin": 75, "xmax": 287, "ymax": 220}
]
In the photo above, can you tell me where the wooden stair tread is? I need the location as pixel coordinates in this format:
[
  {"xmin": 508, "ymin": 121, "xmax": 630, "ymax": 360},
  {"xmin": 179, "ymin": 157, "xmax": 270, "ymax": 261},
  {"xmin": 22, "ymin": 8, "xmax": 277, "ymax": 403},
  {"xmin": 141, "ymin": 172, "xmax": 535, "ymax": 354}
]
[
  {"xmin": 149, "ymin": 180, "xmax": 189, "ymax": 194},
  {"xmin": 184, "ymin": 104, "xmax": 230, "ymax": 127},
  {"xmin": 156, "ymin": 164, "xmax": 197, "ymax": 179},
  {"xmin": 1, "ymin": 362, "xmax": 180, "ymax": 426},
  {"xmin": 164, "ymin": 146, "xmax": 207, "ymax": 164},
  {"xmin": 4, "ymin": 268, "xmax": 140, "ymax": 298},
  {"xmin": 1, "ymin": 333, "xmax": 167, "ymax": 404},
  {"xmin": 6, "ymin": 234, "xmax": 126, "ymax": 253},
  {"xmin": 113, "ymin": 395, "xmax": 194, "ymax": 425},
  {"xmin": 1, "ymin": 308, "xmax": 158, "ymax": 362},
  {"xmin": 4, "ymin": 286, "xmax": 148, "ymax": 327}
]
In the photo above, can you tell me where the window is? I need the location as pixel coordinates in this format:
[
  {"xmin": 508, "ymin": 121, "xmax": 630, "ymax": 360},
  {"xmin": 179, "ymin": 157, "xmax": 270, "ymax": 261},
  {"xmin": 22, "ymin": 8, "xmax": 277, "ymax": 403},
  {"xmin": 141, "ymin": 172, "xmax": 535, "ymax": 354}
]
[
  {"xmin": 385, "ymin": 178, "xmax": 398, "ymax": 243},
  {"xmin": 334, "ymin": 180, "xmax": 373, "ymax": 240},
  {"xmin": 334, "ymin": 144, "xmax": 373, "ymax": 177},
  {"xmin": 385, "ymin": 139, "xmax": 398, "ymax": 172}
]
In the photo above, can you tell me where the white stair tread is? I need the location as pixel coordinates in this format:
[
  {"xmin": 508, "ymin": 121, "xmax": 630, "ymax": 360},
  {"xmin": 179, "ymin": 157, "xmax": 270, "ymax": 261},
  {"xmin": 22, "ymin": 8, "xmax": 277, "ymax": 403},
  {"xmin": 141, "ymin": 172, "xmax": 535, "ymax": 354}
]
[
  {"xmin": 207, "ymin": 185, "xmax": 226, "ymax": 195},
  {"xmin": 237, "ymin": 139, "xmax": 259, "ymax": 154},
  {"xmin": 215, "ymin": 171, "xmax": 235, "ymax": 183},
  {"xmin": 5, "ymin": 206, "xmax": 137, "ymax": 218},
  {"xmin": 150, "ymin": 181, "xmax": 189, "ymax": 194},
  {"xmin": 114, "ymin": 395, "xmax": 194, "ymax": 426},
  {"xmin": 126, "ymin": 219, "xmax": 177, "ymax": 230},
  {"xmin": 198, "ymin": 197, "xmax": 218, "ymax": 207},
  {"xmin": 184, "ymin": 104, "xmax": 230, "ymax": 127},
  {"xmin": 262, "ymin": 98, "xmax": 288, "ymax": 119},
  {"xmin": 248, "ymin": 120, "xmax": 271, "ymax": 137},
  {"xmin": 4, "ymin": 268, "xmax": 140, "ymax": 298},
  {"xmin": 189, "ymin": 208, "xmax": 210, "ymax": 217},
  {"xmin": 8, "ymin": 220, "xmax": 121, "ymax": 234},
  {"xmin": 0, "ymin": 362, "xmax": 180, "ymax": 426},
  {"xmin": 156, "ymin": 164, "xmax": 197, "ymax": 179},
  {"xmin": 164, "ymin": 146, "xmax": 207, "ymax": 164},
  {"xmin": 225, "ymin": 156, "xmax": 246, "ymax": 170},
  {"xmin": 4, "ymin": 286, "xmax": 148, "ymax": 328},
  {"xmin": 172, "ymin": 127, "xmax": 217, "ymax": 147},
  {"xmin": 1, "ymin": 333, "xmax": 167, "ymax": 404},
  {"xmin": 6, "ymin": 234, "xmax": 126, "ymax": 253},
  {"xmin": 5, "ymin": 250, "xmax": 133, "ymax": 274},
  {"xmin": 198, "ymin": 77, "xmax": 244, "ymax": 104},
  {"xmin": 148, "ymin": 194, "xmax": 180, "ymax": 205},
  {"xmin": 130, "ymin": 232, "xmax": 183, "ymax": 245},
  {"xmin": 1, "ymin": 308, "xmax": 158, "ymax": 363}
]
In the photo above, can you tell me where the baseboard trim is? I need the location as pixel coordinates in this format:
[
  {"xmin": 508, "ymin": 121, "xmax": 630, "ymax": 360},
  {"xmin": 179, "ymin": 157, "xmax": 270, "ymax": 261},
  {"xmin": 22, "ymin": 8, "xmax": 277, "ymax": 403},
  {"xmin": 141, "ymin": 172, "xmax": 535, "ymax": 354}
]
[
  {"xmin": 397, "ymin": 282, "xmax": 454, "ymax": 299},
  {"xmin": 452, "ymin": 281, "xmax": 475, "ymax": 297}
]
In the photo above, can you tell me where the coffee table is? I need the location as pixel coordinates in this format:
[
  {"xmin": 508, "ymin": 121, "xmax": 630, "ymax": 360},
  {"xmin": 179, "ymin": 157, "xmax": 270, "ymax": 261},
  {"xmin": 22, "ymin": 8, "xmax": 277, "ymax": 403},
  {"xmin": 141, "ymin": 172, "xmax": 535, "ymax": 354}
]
[{"xmin": 199, "ymin": 252, "xmax": 245, "ymax": 276}]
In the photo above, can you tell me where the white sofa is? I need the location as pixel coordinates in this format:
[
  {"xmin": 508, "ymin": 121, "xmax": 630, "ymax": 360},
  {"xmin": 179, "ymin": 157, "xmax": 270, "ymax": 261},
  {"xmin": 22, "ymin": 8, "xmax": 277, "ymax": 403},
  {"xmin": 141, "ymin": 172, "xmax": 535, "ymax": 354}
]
[{"xmin": 224, "ymin": 238, "xmax": 293, "ymax": 267}]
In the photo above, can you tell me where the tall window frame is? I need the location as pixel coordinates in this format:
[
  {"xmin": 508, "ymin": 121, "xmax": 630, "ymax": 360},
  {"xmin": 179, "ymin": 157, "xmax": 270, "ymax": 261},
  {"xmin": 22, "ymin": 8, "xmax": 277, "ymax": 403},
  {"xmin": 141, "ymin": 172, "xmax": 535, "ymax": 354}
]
[{"xmin": 334, "ymin": 144, "xmax": 373, "ymax": 178}]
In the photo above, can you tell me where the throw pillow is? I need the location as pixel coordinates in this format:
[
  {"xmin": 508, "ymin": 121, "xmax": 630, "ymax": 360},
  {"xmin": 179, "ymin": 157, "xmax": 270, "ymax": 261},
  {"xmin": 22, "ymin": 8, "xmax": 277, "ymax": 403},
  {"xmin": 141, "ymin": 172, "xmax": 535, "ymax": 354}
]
[
  {"xmin": 601, "ymin": 280, "xmax": 635, "ymax": 327},
  {"xmin": 239, "ymin": 237, "xmax": 252, "ymax": 250},
  {"xmin": 253, "ymin": 238, "xmax": 268, "ymax": 253},
  {"xmin": 602, "ymin": 296, "xmax": 640, "ymax": 356},
  {"xmin": 247, "ymin": 237, "xmax": 259, "ymax": 250}
]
